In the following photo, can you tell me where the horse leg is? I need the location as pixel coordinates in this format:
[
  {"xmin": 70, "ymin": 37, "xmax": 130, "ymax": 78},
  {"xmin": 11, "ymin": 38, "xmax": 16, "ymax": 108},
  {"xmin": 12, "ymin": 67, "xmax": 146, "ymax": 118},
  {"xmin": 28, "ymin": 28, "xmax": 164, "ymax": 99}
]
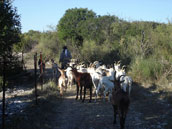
[
  {"xmin": 82, "ymin": 86, "xmax": 86, "ymax": 103},
  {"xmin": 113, "ymin": 105, "xmax": 117, "ymax": 124}
]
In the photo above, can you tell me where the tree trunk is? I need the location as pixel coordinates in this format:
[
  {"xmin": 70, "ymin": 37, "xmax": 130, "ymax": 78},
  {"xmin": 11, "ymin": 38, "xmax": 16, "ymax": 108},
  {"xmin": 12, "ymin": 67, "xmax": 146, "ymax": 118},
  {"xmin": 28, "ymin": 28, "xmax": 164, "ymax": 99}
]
[{"xmin": 2, "ymin": 56, "xmax": 6, "ymax": 129}]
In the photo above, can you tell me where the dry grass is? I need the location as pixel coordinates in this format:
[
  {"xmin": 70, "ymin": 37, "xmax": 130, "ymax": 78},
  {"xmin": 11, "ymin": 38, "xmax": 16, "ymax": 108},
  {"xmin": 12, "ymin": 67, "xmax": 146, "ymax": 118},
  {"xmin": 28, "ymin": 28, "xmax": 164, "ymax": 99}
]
[{"xmin": 5, "ymin": 80, "xmax": 62, "ymax": 129}]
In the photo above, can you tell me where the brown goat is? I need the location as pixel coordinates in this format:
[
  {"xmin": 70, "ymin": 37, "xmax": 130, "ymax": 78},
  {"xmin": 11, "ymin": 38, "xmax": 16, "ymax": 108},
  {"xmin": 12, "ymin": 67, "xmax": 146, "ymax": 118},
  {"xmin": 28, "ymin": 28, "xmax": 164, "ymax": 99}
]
[
  {"xmin": 58, "ymin": 68, "xmax": 67, "ymax": 96},
  {"xmin": 70, "ymin": 67, "xmax": 93, "ymax": 102},
  {"xmin": 111, "ymin": 77, "xmax": 130, "ymax": 129}
]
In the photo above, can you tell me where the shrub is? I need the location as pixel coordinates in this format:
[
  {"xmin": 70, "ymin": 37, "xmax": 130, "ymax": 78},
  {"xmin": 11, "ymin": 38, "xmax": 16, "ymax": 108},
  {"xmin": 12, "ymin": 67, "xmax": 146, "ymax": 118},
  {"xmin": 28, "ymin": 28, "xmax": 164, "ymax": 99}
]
[{"xmin": 130, "ymin": 57, "xmax": 163, "ymax": 83}]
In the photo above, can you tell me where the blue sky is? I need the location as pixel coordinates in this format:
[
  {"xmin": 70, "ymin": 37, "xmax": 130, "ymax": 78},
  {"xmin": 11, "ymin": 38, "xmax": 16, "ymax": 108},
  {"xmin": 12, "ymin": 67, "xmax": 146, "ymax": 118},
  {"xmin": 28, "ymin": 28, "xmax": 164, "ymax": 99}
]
[{"xmin": 13, "ymin": 0, "xmax": 172, "ymax": 33}]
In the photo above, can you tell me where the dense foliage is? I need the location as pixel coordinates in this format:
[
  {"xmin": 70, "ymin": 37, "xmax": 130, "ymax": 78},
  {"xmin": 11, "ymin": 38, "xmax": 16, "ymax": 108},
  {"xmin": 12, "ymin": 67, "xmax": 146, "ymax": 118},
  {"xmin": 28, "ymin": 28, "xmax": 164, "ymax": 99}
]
[
  {"xmin": 20, "ymin": 8, "xmax": 172, "ymax": 85},
  {"xmin": 0, "ymin": 0, "xmax": 21, "ymax": 56},
  {"xmin": 0, "ymin": 0, "xmax": 21, "ymax": 91},
  {"xmin": 0, "ymin": 0, "xmax": 21, "ymax": 77},
  {"xmin": 57, "ymin": 8, "xmax": 96, "ymax": 46}
]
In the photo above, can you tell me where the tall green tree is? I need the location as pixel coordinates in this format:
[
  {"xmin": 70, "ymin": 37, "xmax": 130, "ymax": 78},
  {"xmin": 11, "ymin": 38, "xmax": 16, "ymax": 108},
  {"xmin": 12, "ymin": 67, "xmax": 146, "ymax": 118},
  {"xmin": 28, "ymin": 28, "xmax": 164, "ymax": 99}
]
[
  {"xmin": 57, "ymin": 8, "xmax": 96, "ymax": 46},
  {"xmin": 0, "ymin": 1, "xmax": 21, "ymax": 128},
  {"xmin": 0, "ymin": 0, "xmax": 21, "ymax": 59}
]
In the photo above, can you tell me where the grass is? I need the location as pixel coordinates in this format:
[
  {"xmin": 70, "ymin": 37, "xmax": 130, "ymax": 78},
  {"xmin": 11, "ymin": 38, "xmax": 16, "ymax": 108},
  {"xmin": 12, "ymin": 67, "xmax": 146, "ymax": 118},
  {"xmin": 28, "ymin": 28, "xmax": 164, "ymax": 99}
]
[{"xmin": 5, "ymin": 80, "xmax": 62, "ymax": 129}]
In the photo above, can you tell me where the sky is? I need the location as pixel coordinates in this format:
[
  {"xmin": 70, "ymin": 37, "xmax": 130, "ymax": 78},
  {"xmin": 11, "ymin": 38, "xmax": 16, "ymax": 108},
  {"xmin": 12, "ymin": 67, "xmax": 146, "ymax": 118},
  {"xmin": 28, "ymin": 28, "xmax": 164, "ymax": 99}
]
[{"xmin": 13, "ymin": 0, "xmax": 172, "ymax": 33}]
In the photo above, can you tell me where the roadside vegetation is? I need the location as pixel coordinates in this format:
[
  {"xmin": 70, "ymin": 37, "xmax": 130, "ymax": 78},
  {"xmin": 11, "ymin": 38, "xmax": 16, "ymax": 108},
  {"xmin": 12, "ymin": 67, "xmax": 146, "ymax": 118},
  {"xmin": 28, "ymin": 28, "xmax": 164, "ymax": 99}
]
[
  {"xmin": 12, "ymin": 8, "xmax": 172, "ymax": 100},
  {"xmin": 1, "ymin": 1, "xmax": 172, "ymax": 128},
  {"xmin": 1, "ymin": 0, "xmax": 172, "ymax": 102}
]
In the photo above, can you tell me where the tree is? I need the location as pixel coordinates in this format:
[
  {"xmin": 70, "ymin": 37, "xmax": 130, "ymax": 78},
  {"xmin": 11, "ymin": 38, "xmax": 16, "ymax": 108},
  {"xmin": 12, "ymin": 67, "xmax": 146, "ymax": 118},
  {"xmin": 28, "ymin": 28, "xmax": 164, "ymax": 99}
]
[
  {"xmin": 38, "ymin": 31, "xmax": 60, "ymax": 60},
  {"xmin": 0, "ymin": 1, "xmax": 21, "ymax": 128},
  {"xmin": 57, "ymin": 8, "xmax": 96, "ymax": 46},
  {"xmin": 0, "ymin": 0, "xmax": 21, "ymax": 58},
  {"xmin": 13, "ymin": 30, "xmax": 41, "ymax": 54}
]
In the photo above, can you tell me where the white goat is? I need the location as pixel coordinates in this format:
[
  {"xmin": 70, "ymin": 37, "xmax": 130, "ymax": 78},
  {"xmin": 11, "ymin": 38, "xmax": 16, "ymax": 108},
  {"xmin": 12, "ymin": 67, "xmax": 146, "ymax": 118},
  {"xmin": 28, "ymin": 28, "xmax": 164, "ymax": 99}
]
[
  {"xmin": 87, "ymin": 67, "xmax": 101, "ymax": 90},
  {"xmin": 92, "ymin": 61, "xmax": 101, "ymax": 68},
  {"xmin": 120, "ymin": 75, "xmax": 132, "ymax": 96},
  {"xmin": 114, "ymin": 61, "xmax": 121, "ymax": 71},
  {"xmin": 115, "ymin": 66, "xmax": 132, "ymax": 96},
  {"xmin": 92, "ymin": 68, "xmax": 116, "ymax": 102},
  {"xmin": 65, "ymin": 67, "xmax": 74, "ymax": 89},
  {"xmin": 76, "ymin": 64, "xmax": 88, "ymax": 73},
  {"xmin": 96, "ymin": 75, "xmax": 114, "ymax": 102},
  {"xmin": 87, "ymin": 63, "xmax": 117, "ymax": 102}
]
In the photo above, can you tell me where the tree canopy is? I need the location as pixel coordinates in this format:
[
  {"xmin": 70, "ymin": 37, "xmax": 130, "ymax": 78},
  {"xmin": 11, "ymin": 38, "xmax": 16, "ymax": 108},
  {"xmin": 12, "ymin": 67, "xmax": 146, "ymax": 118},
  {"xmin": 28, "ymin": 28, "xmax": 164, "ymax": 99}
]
[
  {"xmin": 0, "ymin": 0, "xmax": 21, "ymax": 78},
  {"xmin": 19, "ymin": 7, "xmax": 172, "ymax": 84},
  {"xmin": 57, "ymin": 8, "xmax": 96, "ymax": 46},
  {"xmin": 0, "ymin": 0, "xmax": 21, "ymax": 58}
]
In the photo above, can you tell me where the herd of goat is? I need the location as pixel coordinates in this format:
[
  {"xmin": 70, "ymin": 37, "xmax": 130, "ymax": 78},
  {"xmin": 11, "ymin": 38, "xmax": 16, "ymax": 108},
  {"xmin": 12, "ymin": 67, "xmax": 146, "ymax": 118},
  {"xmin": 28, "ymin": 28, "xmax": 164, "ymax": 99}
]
[{"xmin": 52, "ymin": 60, "xmax": 132, "ymax": 129}]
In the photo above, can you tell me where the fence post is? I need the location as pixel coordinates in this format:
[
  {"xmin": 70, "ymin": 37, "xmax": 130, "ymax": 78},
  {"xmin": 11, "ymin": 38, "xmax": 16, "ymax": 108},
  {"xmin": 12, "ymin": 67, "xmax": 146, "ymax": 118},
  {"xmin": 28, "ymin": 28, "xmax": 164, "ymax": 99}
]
[
  {"xmin": 2, "ymin": 56, "xmax": 6, "ymax": 129},
  {"xmin": 40, "ymin": 52, "xmax": 43, "ymax": 90},
  {"xmin": 34, "ymin": 53, "xmax": 38, "ymax": 105}
]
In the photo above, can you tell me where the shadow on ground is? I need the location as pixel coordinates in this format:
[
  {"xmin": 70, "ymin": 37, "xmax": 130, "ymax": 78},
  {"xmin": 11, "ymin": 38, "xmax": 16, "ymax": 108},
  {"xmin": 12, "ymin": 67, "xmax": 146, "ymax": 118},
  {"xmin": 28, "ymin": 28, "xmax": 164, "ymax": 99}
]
[{"xmin": 1, "ymin": 67, "xmax": 172, "ymax": 129}]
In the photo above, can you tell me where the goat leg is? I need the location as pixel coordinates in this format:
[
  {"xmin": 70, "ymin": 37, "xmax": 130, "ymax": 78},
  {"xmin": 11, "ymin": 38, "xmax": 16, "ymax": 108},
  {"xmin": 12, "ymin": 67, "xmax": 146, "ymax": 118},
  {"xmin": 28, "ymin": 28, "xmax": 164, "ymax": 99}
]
[
  {"xmin": 82, "ymin": 87, "xmax": 86, "ymax": 103},
  {"xmin": 80, "ymin": 86, "xmax": 82, "ymax": 100},
  {"xmin": 89, "ymin": 87, "xmax": 92, "ymax": 103},
  {"xmin": 120, "ymin": 111, "xmax": 126, "ymax": 129},
  {"xmin": 76, "ymin": 85, "xmax": 79, "ymax": 100},
  {"xmin": 120, "ymin": 116, "xmax": 125, "ymax": 129},
  {"xmin": 113, "ymin": 105, "xmax": 117, "ymax": 124},
  {"xmin": 95, "ymin": 85, "xmax": 100, "ymax": 102}
]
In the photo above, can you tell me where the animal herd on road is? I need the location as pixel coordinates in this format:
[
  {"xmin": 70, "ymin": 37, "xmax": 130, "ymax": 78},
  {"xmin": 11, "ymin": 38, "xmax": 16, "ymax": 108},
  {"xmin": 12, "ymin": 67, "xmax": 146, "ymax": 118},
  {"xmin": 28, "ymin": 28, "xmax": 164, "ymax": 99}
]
[{"xmin": 51, "ymin": 60, "xmax": 132, "ymax": 129}]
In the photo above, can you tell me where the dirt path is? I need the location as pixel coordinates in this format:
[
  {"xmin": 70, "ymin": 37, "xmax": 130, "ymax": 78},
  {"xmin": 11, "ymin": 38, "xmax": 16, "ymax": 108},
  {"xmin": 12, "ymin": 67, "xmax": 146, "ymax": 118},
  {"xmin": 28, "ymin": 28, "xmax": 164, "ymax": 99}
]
[
  {"xmin": 46, "ymin": 87, "xmax": 148, "ymax": 128},
  {"xmin": 50, "ymin": 82, "xmax": 172, "ymax": 129},
  {"xmin": 52, "ymin": 88, "xmax": 117, "ymax": 129},
  {"xmin": 3, "ymin": 65, "xmax": 172, "ymax": 129}
]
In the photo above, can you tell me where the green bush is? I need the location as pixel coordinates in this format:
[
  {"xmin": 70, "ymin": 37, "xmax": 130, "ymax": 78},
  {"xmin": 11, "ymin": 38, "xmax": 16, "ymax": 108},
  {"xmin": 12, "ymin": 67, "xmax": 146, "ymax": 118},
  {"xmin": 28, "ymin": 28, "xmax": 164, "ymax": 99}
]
[{"xmin": 131, "ymin": 57, "xmax": 163, "ymax": 82}]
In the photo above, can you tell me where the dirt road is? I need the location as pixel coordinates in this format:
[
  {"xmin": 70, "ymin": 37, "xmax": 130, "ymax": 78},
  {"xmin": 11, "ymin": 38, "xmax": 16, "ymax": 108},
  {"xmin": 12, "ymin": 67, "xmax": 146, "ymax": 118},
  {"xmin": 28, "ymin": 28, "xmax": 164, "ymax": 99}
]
[
  {"xmin": 3, "ymin": 67, "xmax": 172, "ymax": 129},
  {"xmin": 51, "ymin": 83, "xmax": 171, "ymax": 129}
]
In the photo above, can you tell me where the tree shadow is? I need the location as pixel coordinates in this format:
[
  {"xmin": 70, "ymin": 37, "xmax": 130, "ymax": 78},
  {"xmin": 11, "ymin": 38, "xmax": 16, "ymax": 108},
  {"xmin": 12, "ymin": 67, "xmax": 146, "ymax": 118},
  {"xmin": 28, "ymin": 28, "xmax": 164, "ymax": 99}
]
[
  {"xmin": 0, "ymin": 67, "xmax": 59, "ymax": 128},
  {"xmin": 2, "ymin": 67, "xmax": 172, "ymax": 129},
  {"xmin": 130, "ymin": 82, "xmax": 172, "ymax": 129}
]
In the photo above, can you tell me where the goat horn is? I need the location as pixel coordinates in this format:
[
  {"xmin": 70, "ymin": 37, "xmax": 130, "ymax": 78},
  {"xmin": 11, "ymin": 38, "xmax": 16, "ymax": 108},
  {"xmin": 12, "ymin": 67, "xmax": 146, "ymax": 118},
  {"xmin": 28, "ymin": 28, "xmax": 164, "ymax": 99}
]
[
  {"xmin": 122, "ymin": 65, "xmax": 126, "ymax": 70},
  {"xmin": 109, "ymin": 79, "xmax": 114, "ymax": 83},
  {"xmin": 120, "ymin": 80, "xmax": 125, "ymax": 83},
  {"xmin": 117, "ymin": 61, "xmax": 121, "ymax": 64},
  {"xmin": 58, "ymin": 68, "xmax": 63, "ymax": 74}
]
